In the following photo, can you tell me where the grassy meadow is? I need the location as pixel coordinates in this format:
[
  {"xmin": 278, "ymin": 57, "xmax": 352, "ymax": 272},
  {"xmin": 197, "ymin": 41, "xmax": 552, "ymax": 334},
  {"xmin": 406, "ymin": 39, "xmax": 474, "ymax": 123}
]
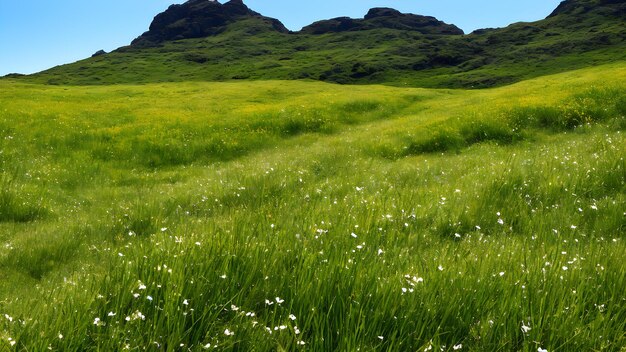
[{"xmin": 0, "ymin": 62, "xmax": 625, "ymax": 351}]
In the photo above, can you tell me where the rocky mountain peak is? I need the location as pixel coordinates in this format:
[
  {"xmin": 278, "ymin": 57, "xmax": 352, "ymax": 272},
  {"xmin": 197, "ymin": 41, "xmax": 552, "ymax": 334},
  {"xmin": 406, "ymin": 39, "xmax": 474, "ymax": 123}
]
[
  {"xmin": 364, "ymin": 8, "xmax": 403, "ymax": 19},
  {"xmin": 302, "ymin": 8, "xmax": 463, "ymax": 35},
  {"xmin": 548, "ymin": 0, "xmax": 626, "ymax": 17},
  {"xmin": 131, "ymin": 0, "xmax": 288, "ymax": 47},
  {"xmin": 221, "ymin": 0, "xmax": 251, "ymax": 16}
]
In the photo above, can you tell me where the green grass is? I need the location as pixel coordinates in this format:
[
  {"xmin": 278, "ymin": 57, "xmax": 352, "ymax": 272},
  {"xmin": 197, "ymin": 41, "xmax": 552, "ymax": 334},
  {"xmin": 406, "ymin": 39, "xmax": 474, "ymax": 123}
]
[{"xmin": 0, "ymin": 62, "xmax": 625, "ymax": 351}]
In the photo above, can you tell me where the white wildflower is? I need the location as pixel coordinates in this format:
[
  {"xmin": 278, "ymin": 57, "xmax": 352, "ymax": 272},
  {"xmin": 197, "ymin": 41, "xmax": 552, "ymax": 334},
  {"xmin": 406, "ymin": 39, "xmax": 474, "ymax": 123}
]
[{"xmin": 132, "ymin": 310, "xmax": 145, "ymax": 320}]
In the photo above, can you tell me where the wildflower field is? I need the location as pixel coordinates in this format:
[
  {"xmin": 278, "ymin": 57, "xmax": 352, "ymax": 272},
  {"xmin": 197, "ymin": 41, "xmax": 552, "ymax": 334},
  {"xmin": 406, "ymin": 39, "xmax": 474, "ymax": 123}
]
[{"xmin": 0, "ymin": 62, "xmax": 624, "ymax": 351}]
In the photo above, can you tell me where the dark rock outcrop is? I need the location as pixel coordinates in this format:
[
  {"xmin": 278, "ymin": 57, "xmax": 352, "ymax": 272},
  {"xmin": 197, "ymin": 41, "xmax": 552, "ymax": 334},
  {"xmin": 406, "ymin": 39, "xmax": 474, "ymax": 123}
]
[
  {"xmin": 301, "ymin": 7, "xmax": 463, "ymax": 35},
  {"xmin": 548, "ymin": 0, "xmax": 626, "ymax": 18},
  {"xmin": 91, "ymin": 50, "xmax": 107, "ymax": 57},
  {"xmin": 299, "ymin": 17, "xmax": 359, "ymax": 34},
  {"xmin": 132, "ymin": 0, "xmax": 289, "ymax": 47},
  {"xmin": 549, "ymin": 0, "xmax": 595, "ymax": 17},
  {"xmin": 3, "ymin": 73, "xmax": 25, "ymax": 78}
]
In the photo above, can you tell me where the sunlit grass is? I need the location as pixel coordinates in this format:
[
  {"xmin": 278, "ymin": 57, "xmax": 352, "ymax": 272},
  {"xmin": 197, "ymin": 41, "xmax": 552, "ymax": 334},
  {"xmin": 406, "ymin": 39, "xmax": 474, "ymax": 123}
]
[{"xmin": 0, "ymin": 62, "xmax": 624, "ymax": 350}]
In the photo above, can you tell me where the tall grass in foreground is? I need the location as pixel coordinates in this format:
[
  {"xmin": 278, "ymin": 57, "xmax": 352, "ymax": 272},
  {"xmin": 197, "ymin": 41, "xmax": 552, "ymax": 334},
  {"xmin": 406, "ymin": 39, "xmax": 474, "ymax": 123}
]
[
  {"xmin": 0, "ymin": 64, "xmax": 625, "ymax": 350},
  {"xmin": 4, "ymin": 129, "xmax": 624, "ymax": 351}
]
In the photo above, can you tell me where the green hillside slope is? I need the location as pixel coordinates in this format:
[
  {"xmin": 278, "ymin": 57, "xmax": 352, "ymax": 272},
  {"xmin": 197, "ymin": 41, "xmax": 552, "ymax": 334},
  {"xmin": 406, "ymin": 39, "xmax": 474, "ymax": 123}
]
[
  {"xmin": 0, "ymin": 63, "xmax": 624, "ymax": 350},
  {"xmin": 12, "ymin": 0, "xmax": 626, "ymax": 88}
]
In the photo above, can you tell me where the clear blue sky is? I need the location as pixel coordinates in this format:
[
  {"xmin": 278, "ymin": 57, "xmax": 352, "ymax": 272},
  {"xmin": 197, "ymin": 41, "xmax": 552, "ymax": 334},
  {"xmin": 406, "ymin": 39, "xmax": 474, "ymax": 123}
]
[{"xmin": 0, "ymin": 0, "xmax": 562, "ymax": 76}]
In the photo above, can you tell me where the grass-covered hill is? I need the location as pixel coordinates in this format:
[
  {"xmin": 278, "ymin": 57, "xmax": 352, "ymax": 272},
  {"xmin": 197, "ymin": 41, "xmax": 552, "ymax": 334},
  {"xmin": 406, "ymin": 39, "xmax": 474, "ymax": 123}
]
[
  {"xmin": 0, "ymin": 61, "xmax": 625, "ymax": 350},
  {"xmin": 11, "ymin": 0, "xmax": 626, "ymax": 88}
]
